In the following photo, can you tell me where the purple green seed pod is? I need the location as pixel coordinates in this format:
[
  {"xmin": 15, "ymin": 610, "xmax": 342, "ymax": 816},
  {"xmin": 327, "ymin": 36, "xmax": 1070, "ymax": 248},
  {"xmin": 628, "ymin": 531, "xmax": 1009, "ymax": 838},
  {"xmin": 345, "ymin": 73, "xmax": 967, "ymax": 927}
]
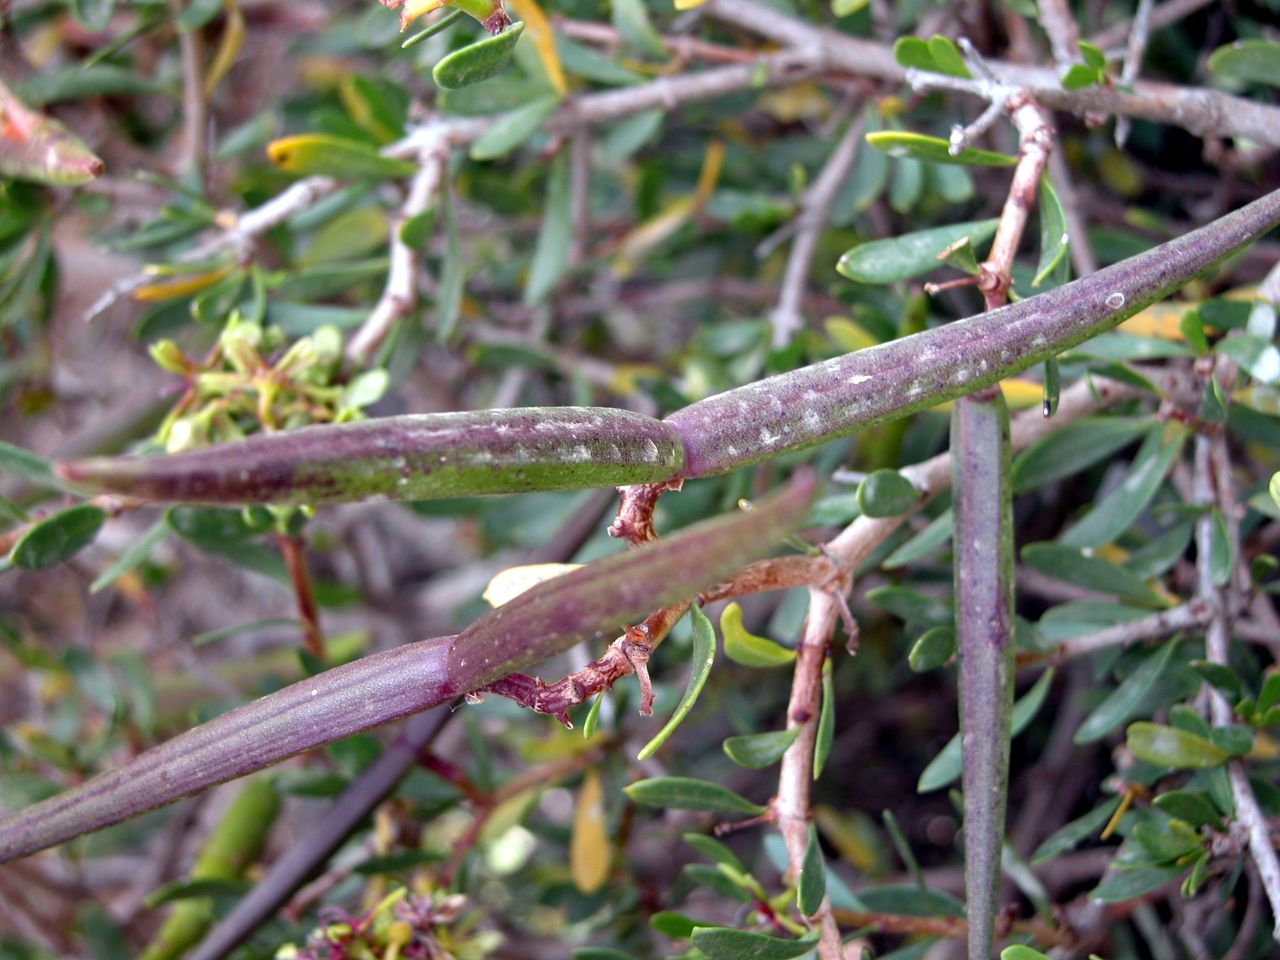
[
  {"xmin": 0, "ymin": 470, "xmax": 813, "ymax": 863},
  {"xmin": 57, "ymin": 407, "xmax": 684, "ymax": 505},
  {"xmin": 666, "ymin": 188, "xmax": 1280, "ymax": 478}
]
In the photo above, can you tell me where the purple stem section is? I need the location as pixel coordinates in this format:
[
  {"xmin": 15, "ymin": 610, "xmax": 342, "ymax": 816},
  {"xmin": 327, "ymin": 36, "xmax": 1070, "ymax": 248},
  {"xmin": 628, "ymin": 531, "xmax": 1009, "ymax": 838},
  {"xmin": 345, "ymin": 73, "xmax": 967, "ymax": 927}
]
[
  {"xmin": 666, "ymin": 188, "xmax": 1280, "ymax": 477},
  {"xmin": 57, "ymin": 407, "xmax": 683, "ymax": 505},
  {"xmin": 0, "ymin": 472, "xmax": 813, "ymax": 863},
  {"xmin": 951, "ymin": 391, "xmax": 1015, "ymax": 960}
]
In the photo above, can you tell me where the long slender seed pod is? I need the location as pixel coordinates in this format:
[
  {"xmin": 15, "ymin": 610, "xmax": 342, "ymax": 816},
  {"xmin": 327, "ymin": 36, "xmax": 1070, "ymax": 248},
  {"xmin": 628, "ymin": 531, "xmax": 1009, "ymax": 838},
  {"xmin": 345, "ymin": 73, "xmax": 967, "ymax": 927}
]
[
  {"xmin": 57, "ymin": 407, "xmax": 684, "ymax": 504},
  {"xmin": 138, "ymin": 777, "xmax": 281, "ymax": 960},
  {"xmin": 951, "ymin": 391, "xmax": 1015, "ymax": 960},
  {"xmin": 666, "ymin": 188, "xmax": 1280, "ymax": 478},
  {"xmin": 0, "ymin": 471, "xmax": 813, "ymax": 863}
]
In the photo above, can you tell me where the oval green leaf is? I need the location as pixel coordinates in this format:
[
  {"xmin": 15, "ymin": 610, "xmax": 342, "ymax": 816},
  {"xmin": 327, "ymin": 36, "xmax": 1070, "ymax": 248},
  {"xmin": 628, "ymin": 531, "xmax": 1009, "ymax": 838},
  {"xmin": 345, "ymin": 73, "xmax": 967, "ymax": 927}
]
[
  {"xmin": 624, "ymin": 776, "xmax": 765, "ymax": 815},
  {"xmin": 814, "ymin": 660, "xmax": 834, "ymax": 779},
  {"xmin": 433, "ymin": 22, "xmax": 526, "ymax": 90},
  {"xmin": 1208, "ymin": 39, "xmax": 1280, "ymax": 88},
  {"xmin": 908, "ymin": 625, "xmax": 955, "ymax": 672},
  {"xmin": 11, "ymin": 505, "xmax": 108, "ymax": 570},
  {"xmin": 798, "ymin": 824, "xmax": 826, "ymax": 916},
  {"xmin": 722, "ymin": 727, "xmax": 801, "ymax": 768},
  {"xmin": 855, "ymin": 468, "xmax": 918, "ymax": 518},
  {"xmin": 1126, "ymin": 722, "xmax": 1229, "ymax": 769},
  {"xmin": 837, "ymin": 217, "xmax": 1000, "ymax": 284}
]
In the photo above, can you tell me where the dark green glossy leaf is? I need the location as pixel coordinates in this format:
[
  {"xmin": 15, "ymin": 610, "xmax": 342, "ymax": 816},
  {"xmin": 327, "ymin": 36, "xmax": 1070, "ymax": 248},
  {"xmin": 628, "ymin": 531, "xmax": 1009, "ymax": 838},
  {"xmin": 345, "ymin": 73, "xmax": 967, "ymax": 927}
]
[
  {"xmin": 11, "ymin": 505, "xmax": 108, "ymax": 570},
  {"xmin": 1021, "ymin": 543, "xmax": 1165, "ymax": 606},
  {"xmin": 1031, "ymin": 796, "xmax": 1121, "ymax": 863},
  {"xmin": 1208, "ymin": 39, "xmax": 1280, "ymax": 88},
  {"xmin": 433, "ymin": 22, "xmax": 526, "ymax": 90},
  {"xmin": 919, "ymin": 668, "xmax": 1054, "ymax": 791},
  {"xmin": 814, "ymin": 660, "xmax": 834, "ymax": 779},
  {"xmin": 1074, "ymin": 639, "xmax": 1179, "ymax": 744},
  {"xmin": 1209, "ymin": 724, "xmax": 1253, "ymax": 757},
  {"xmin": 1042, "ymin": 355, "xmax": 1060, "ymax": 417},
  {"xmin": 723, "ymin": 727, "xmax": 801, "ymax": 768},
  {"xmin": 637, "ymin": 605, "xmax": 716, "ymax": 760},
  {"xmin": 624, "ymin": 777, "xmax": 765, "ymax": 815},
  {"xmin": 1033, "ymin": 176, "xmax": 1068, "ymax": 287},
  {"xmin": 836, "ymin": 218, "xmax": 1000, "ymax": 284},
  {"xmin": 1189, "ymin": 660, "xmax": 1242, "ymax": 702},
  {"xmin": 866, "ymin": 586, "xmax": 951, "ymax": 627},
  {"xmin": 908, "ymin": 625, "xmax": 955, "ymax": 672},
  {"xmin": 798, "ymin": 824, "xmax": 826, "ymax": 916},
  {"xmin": 1152, "ymin": 790, "xmax": 1223, "ymax": 829},
  {"xmin": 524, "ymin": 152, "xmax": 570, "ymax": 305},
  {"xmin": 683, "ymin": 833, "xmax": 745, "ymax": 872},
  {"xmin": 1090, "ymin": 864, "xmax": 1182, "ymax": 902},
  {"xmin": 856, "ymin": 468, "xmax": 918, "ymax": 517},
  {"xmin": 1059, "ymin": 423, "xmax": 1186, "ymax": 548}
]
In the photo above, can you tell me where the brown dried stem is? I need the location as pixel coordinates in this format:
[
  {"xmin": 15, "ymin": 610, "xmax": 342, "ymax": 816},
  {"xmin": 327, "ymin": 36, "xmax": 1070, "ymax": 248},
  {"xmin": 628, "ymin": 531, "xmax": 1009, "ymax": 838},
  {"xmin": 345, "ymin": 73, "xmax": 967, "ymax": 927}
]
[{"xmin": 276, "ymin": 532, "xmax": 325, "ymax": 660}]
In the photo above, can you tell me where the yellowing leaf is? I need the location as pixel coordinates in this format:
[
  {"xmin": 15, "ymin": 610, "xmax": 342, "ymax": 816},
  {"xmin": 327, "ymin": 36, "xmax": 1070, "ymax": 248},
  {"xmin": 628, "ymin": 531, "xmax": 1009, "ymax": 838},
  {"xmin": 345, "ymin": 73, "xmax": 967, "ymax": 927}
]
[
  {"xmin": 824, "ymin": 316, "xmax": 879, "ymax": 353},
  {"xmin": 133, "ymin": 266, "xmax": 236, "ymax": 301},
  {"xmin": 720, "ymin": 602, "xmax": 795, "ymax": 668},
  {"xmin": 506, "ymin": 0, "xmax": 568, "ymax": 96},
  {"xmin": 931, "ymin": 378, "xmax": 1042, "ymax": 411},
  {"xmin": 400, "ymin": 0, "xmax": 448, "ymax": 28},
  {"xmin": 1120, "ymin": 302, "xmax": 1185, "ymax": 340},
  {"xmin": 570, "ymin": 769, "xmax": 611, "ymax": 894},
  {"xmin": 674, "ymin": 0, "xmax": 709, "ymax": 8},
  {"xmin": 483, "ymin": 563, "xmax": 582, "ymax": 607},
  {"xmin": 693, "ymin": 139, "xmax": 725, "ymax": 206},
  {"xmin": 203, "ymin": 0, "xmax": 245, "ymax": 99},
  {"xmin": 611, "ymin": 197, "xmax": 695, "ymax": 279},
  {"xmin": 607, "ymin": 362, "xmax": 663, "ymax": 396}
]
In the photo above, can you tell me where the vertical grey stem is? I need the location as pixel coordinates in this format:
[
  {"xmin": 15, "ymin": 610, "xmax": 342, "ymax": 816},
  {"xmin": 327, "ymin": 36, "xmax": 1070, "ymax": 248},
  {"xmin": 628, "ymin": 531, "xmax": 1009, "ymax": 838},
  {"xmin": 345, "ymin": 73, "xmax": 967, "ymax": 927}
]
[{"xmin": 951, "ymin": 389, "xmax": 1015, "ymax": 960}]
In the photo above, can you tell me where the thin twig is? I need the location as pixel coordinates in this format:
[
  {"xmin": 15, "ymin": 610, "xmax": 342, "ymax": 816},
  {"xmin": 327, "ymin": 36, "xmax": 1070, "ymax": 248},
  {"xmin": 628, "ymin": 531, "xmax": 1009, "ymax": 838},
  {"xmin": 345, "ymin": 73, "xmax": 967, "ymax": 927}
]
[
  {"xmin": 1028, "ymin": 601, "xmax": 1212, "ymax": 664},
  {"xmin": 773, "ymin": 588, "xmax": 843, "ymax": 957},
  {"xmin": 1037, "ymin": 0, "xmax": 1082, "ymax": 67},
  {"xmin": 1193, "ymin": 402, "xmax": 1280, "ymax": 943},
  {"xmin": 346, "ymin": 129, "xmax": 449, "ymax": 366},
  {"xmin": 1115, "ymin": 0, "xmax": 1156, "ymax": 148},
  {"xmin": 1088, "ymin": 0, "xmax": 1215, "ymax": 53},
  {"xmin": 769, "ymin": 110, "xmax": 865, "ymax": 348},
  {"xmin": 276, "ymin": 533, "xmax": 325, "ymax": 659},
  {"xmin": 174, "ymin": 0, "xmax": 207, "ymax": 181}
]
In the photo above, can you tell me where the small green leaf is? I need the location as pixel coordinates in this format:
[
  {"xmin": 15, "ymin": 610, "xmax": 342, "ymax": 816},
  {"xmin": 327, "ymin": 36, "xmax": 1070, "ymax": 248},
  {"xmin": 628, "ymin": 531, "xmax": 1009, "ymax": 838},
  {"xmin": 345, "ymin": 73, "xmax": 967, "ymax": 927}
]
[
  {"xmin": 1021, "ymin": 543, "xmax": 1166, "ymax": 606},
  {"xmin": 908, "ymin": 625, "xmax": 955, "ymax": 672},
  {"xmin": 937, "ymin": 234, "xmax": 980, "ymax": 275},
  {"xmin": 71, "ymin": 0, "xmax": 116, "ymax": 32},
  {"xmin": 721, "ymin": 602, "xmax": 796, "ymax": 668},
  {"xmin": 1206, "ymin": 508, "xmax": 1233, "ymax": 587},
  {"xmin": 1217, "ymin": 334, "xmax": 1280, "ymax": 385},
  {"xmin": 1001, "ymin": 947, "xmax": 1052, "ymax": 960},
  {"xmin": 723, "ymin": 727, "xmax": 801, "ymax": 768},
  {"xmin": 1059, "ymin": 423, "xmax": 1186, "ymax": 549},
  {"xmin": 637, "ymin": 606, "xmax": 716, "ymax": 760},
  {"xmin": 90, "ymin": 519, "xmax": 169, "ymax": 593},
  {"xmin": 469, "ymin": 96, "xmax": 559, "ymax": 161},
  {"xmin": 1091, "ymin": 864, "xmax": 1183, "ymax": 902},
  {"xmin": 1126, "ymin": 722, "xmax": 1229, "ymax": 769},
  {"xmin": 855, "ymin": 469, "xmax": 918, "ymax": 518},
  {"xmin": 837, "ymin": 218, "xmax": 1000, "ymax": 284},
  {"xmin": 814, "ymin": 660, "xmax": 834, "ymax": 778},
  {"xmin": 1013, "ymin": 419, "xmax": 1157, "ymax": 496},
  {"xmin": 432, "ymin": 22, "xmax": 526, "ymax": 90},
  {"xmin": 612, "ymin": 0, "xmax": 665, "ymax": 57},
  {"xmin": 1189, "ymin": 660, "xmax": 1242, "ymax": 702},
  {"xmin": 1209, "ymin": 724, "xmax": 1253, "ymax": 757},
  {"xmin": 1031, "ymin": 797, "xmax": 1121, "ymax": 864},
  {"xmin": 691, "ymin": 927, "xmax": 820, "ymax": 960},
  {"xmin": 926, "ymin": 36, "xmax": 971, "ymax": 78},
  {"xmin": 1258, "ymin": 670, "xmax": 1280, "ymax": 714},
  {"xmin": 865, "ymin": 131, "xmax": 1015, "ymax": 167},
  {"xmin": 1207, "ymin": 39, "xmax": 1280, "ymax": 88},
  {"xmin": 883, "ymin": 509, "xmax": 953, "ymax": 569},
  {"xmin": 683, "ymin": 833, "xmax": 746, "ymax": 872},
  {"xmin": 11, "ymin": 505, "xmax": 108, "ymax": 569},
  {"xmin": 1152, "ymin": 790, "xmax": 1224, "ymax": 829},
  {"xmin": 1179, "ymin": 311, "xmax": 1209, "ymax": 354},
  {"xmin": 1033, "ymin": 177, "xmax": 1068, "ymax": 287},
  {"xmin": 1074, "ymin": 639, "xmax": 1179, "ymax": 744},
  {"xmin": 867, "ymin": 586, "xmax": 952, "ymax": 627},
  {"xmin": 919, "ymin": 668, "xmax": 1054, "ymax": 791},
  {"xmin": 1060, "ymin": 63, "xmax": 1101, "ymax": 90},
  {"xmin": 798, "ymin": 824, "xmax": 826, "ymax": 915},
  {"xmin": 650, "ymin": 911, "xmax": 708, "ymax": 939},
  {"xmin": 1042, "ymin": 355, "xmax": 1060, "ymax": 417},
  {"xmin": 581, "ymin": 691, "xmax": 604, "ymax": 740},
  {"xmin": 625, "ymin": 777, "xmax": 766, "ymax": 815},
  {"xmin": 524, "ymin": 152, "xmax": 571, "ymax": 305},
  {"xmin": 0, "ymin": 440, "xmax": 58, "ymax": 487},
  {"xmin": 1078, "ymin": 41, "xmax": 1107, "ymax": 72}
]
